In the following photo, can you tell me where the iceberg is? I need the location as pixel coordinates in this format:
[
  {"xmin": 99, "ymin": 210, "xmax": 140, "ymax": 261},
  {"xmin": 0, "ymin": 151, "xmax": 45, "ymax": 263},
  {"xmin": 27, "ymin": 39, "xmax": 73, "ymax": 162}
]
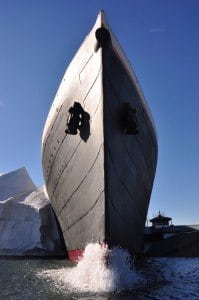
[{"xmin": 0, "ymin": 167, "xmax": 65, "ymax": 256}]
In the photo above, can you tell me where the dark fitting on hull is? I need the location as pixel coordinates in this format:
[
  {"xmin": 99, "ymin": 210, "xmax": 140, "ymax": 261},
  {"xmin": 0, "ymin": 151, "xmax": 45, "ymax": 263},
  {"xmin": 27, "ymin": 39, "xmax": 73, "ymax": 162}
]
[
  {"xmin": 122, "ymin": 102, "xmax": 139, "ymax": 135},
  {"xmin": 95, "ymin": 27, "xmax": 111, "ymax": 48},
  {"xmin": 65, "ymin": 102, "xmax": 90, "ymax": 142}
]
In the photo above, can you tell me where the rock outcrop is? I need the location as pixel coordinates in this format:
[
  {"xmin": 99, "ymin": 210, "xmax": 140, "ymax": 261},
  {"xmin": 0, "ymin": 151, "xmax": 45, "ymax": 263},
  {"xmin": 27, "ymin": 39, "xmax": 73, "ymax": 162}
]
[{"xmin": 0, "ymin": 168, "xmax": 66, "ymax": 256}]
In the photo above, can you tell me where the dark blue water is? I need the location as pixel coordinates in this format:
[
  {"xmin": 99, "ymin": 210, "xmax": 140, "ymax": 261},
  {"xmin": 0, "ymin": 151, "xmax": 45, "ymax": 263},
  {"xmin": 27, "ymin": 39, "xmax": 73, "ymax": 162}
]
[{"xmin": 0, "ymin": 247, "xmax": 199, "ymax": 300}]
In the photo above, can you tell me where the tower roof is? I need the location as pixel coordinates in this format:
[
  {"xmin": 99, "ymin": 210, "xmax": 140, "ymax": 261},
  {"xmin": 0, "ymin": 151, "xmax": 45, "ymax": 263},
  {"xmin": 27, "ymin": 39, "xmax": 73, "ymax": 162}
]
[{"xmin": 150, "ymin": 212, "xmax": 172, "ymax": 222}]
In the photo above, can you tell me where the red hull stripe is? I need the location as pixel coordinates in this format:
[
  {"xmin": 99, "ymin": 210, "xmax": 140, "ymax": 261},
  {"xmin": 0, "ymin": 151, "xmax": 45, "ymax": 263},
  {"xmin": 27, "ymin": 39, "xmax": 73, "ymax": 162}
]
[
  {"xmin": 67, "ymin": 243, "xmax": 108, "ymax": 262},
  {"xmin": 68, "ymin": 249, "xmax": 84, "ymax": 262}
]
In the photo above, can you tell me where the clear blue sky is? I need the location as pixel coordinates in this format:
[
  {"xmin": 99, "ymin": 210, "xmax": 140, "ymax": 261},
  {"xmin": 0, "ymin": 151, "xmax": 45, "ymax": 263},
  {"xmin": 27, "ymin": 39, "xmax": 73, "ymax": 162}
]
[{"xmin": 0, "ymin": 0, "xmax": 199, "ymax": 225}]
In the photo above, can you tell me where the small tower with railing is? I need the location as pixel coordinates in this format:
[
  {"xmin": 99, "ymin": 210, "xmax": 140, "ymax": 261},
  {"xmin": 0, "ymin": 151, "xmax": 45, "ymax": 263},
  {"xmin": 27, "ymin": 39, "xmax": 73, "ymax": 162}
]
[{"xmin": 150, "ymin": 211, "xmax": 172, "ymax": 228}]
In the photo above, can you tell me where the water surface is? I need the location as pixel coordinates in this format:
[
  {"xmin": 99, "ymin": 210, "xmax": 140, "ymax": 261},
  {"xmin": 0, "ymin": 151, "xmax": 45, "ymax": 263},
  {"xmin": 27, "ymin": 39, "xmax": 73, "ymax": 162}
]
[{"xmin": 0, "ymin": 245, "xmax": 199, "ymax": 299}]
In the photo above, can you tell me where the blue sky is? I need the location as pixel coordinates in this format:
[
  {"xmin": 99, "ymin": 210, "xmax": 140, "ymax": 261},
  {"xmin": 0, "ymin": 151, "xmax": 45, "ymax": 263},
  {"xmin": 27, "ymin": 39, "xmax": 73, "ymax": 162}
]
[{"xmin": 0, "ymin": 0, "xmax": 199, "ymax": 225}]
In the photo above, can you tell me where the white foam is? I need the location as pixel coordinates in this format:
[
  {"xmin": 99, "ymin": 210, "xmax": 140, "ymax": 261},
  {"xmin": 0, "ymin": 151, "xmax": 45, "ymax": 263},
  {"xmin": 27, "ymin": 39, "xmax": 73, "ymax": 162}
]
[{"xmin": 38, "ymin": 243, "xmax": 143, "ymax": 293}]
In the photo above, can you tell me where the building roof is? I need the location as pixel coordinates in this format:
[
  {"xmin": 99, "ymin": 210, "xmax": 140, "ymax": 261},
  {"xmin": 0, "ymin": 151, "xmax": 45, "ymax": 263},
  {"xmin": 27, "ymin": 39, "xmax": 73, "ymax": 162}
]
[{"xmin": 150, "ymin": 212, "xmax": 172, "ymax": 222}]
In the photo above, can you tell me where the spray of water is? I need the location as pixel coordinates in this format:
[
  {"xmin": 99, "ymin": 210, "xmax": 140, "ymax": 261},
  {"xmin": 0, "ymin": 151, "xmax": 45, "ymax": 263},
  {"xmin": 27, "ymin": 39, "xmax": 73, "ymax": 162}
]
[{"xmin": 38, "ymin": 243, "xmax": 143, "ymax": 293}]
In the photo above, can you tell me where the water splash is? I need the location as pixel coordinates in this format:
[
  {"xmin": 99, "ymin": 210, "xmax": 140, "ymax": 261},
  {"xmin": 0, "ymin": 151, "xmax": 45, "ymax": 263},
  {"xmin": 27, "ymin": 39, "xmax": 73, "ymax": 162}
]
[{"xmin": 38, "ymin": 243, "xmax": 143, "ymax": 293}]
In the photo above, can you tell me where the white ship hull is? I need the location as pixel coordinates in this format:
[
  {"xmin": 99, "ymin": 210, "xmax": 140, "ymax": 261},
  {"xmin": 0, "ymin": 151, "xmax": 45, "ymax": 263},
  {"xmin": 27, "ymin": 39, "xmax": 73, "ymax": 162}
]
[{"xmin": 42, "ymin": 11, "xmax": 158, "ymax": 261}]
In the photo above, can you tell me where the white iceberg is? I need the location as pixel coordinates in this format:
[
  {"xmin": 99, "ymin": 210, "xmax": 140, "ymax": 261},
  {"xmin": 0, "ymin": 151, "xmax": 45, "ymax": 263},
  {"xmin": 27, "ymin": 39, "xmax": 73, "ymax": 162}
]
[{"xmin": 0, "ymin": 167, "xmax": 65, "ymax": 256}]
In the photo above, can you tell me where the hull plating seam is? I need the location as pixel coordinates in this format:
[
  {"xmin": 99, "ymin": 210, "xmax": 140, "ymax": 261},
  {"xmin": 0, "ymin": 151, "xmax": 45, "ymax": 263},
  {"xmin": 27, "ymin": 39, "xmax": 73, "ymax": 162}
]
[
  {"xmin": 107, "ymin": 74, "xmax": 156, "ymax": 146},
  {"xmin": 107, "ymin": 147, "xmax": 146, "ymax": 218},
  {"xmin": 50, "ymin": 139, "xmax": 81, "ymax": 194},
  {"xmin": 49, "ymin": 88, "xmax": 103, "ymax": 199},
  {"xmin": 112, "ymin": 46, "xmax": 156, "ymax": 137},
  {"xmin": 106, "ymin": 103, "xmax": 152, "ymax": 194},
  {"xmin": 58, "ymin": 143, "xmax": 104, "ymax": 216},
  {"xmin": 78, "ymin": 53, "xmax": 94, "ymax": 84},
  {"xmin": 43, "ymin": 52, "xmax": 97, "ymax": 153},
  {"xmin": 44, "ymin": 65, "xmax": 102, "ymax": 185},
  {"xmin": 108, "ymin": 192, "xmax": 134, "ymax": 226},
  {"xmin": 107, "ymin": 76, "xmax": 157, "ymax": 176},
  {"xmin": 62, "ymin": 190, "xmax": 104, "ymax": 233},
  {"xmin": 42, "ymin": 104, "xmax": 63, "ymax": 155}
]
